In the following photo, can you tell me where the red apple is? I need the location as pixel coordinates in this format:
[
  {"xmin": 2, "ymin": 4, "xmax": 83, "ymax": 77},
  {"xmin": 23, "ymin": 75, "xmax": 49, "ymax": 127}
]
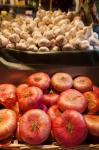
[
  {"xmin": 16, "ymin": 84, "xmax": 28, "ymax": 98},
  {"xmin": 84, "ymin": 91, "xmax": 99, "ymax": 113},
  {"xmin": 93, "ymin": 85, "xmax": 99, "ymax": 98},
  {"xmin": 0, "ymin": 84, "xmax": 17, "ymax": 109},
  {"xmin": 52, "ymin": 109, "xmax": 88, "ymax": 147},
  {"xmin": 42, "ymin": 93, "xmax": 59, "ymax": 107},
  {"xmin": 18, "ymin": 86, "xmax": 43, "ymax": 113},
  {"xmin": 84, "ymin": 115, "xmax": 99, "ymax": 136},
  {"xmin": 27, "ymin": 72, "xmax": 50, "ymax": 91},
  {"xmin": 0, "ymin": 109, "xmax": 17, "ymax": 140},
  {"xmin": 11, "ymin": 102, "xmax": 19, "ymax": 116},
  {"xmin": 51, "ymin": 73, "xmax": 73, "ymax": 92},
  {"xmin": 33, "ymin": 103, "xmax": 48, "ymax": 113},
  {"xmin": 19, "ymin": 109, "xmax": 51, "ymax": 145},
  {"xmin": 58, "ymin": 89, "xmax": 87, "ymax": 113},
  {"xmin": 48, "ymin": 105, "xmax": 61, "ymax": 121},
  {"xmin": 73, "ymin": 76, "xmax": 93, "ymax": 93}
]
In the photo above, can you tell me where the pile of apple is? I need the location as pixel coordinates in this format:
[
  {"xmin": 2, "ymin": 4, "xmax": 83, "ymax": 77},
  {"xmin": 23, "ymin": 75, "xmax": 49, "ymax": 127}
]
[{"xmin": 0, "ymin": 72, "xmax": 99, "ymax": 147}]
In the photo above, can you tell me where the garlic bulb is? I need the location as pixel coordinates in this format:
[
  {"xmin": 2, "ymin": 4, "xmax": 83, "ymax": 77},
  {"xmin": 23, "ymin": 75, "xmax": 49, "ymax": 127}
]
[
  {"xmin": 79, "ymin": 41, "xmax": 90, "ymax": 50},
  {"xmin": 38, "ymin": 38, "xmax": 50, "ymax": 47},
  {"xmin": 0, "ymin": 9, "xmax": 98, "ymax": 52},
  {"xmin": 93, "ymin": 32, "xmax": 98, "ymax": 39},
  {"xmin": 27, "ymin": 37, "xmax": 35, "ymax": 47},
  {"xmin": 16, "ymin": 42, "xmax": 27, "ymax": 50},
  {"xmin": 20, "ymin": 31, "xmax": 30, "ymax": 40},
  {"xmin": 28, "ymin": 45, "xmax": 38, "ymax": 52},
  {"xmin": 2, "ymin": 29, "xmax": 11, "ymax": 38},
  {"xmin": 0, "ymin": 35, "xmax": 9, "ymax": 48},
  {"xmin": 63, "ymin": 44, "xmax": 74, "ymax": 51},
  {"xmin": 51, "ymin": 46, "xmax": 59, "ymax": 52},
  {"xmin": 43, "ymin": 30, "xmax": 55, "ymax": 40},
  {"xmin": 55, "ymin": 35, "xmax": 64, "ymax": 47},
  {"xmin": 6, "ymin": 42, "xmax": 15, "ymax": 49},
  {"xmin": 39, "ymin": 47, "xmax": 49, "ymax": 52}
]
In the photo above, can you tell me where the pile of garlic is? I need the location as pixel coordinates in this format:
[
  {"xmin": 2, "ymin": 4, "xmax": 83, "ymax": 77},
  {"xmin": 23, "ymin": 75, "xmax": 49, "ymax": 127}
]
[{"xmin": 0, "ymin": 9, "xmax": 99, "ymax": 52}]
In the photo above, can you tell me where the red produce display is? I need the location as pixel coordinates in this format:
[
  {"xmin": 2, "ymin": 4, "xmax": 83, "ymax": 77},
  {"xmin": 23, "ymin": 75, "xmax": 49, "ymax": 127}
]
[
  {"xmin": 48, "ymin": 105, "xmax": 61, "ymax": 121},
  {"xmin": 58, "ymin": 89, "xmax": 87, "ymax": 113},
  {"xmin": 43, "ymin": 93, "xmax": 59, "ymax": 107},
  {"xmin": 84, "ymin": 91, "xmax": 99, "ymax": 113},
  {"xmin": 18, "ymin": 86, "xmax": 43, "ymax": 113},
  {"xmin": 84, "ymin": 115, "xmax": 99, "ymax": 136},
  {"xmin": 33, "ymin": 103, "xmax": 48, "ymax": 113},
  {"xmin": 93, "ymin": 85, "xmax": 99, "ymax": 98},
  {"xmin": 0, "ymin": 109, "xmax": 17, "ymax": 140},
  {"xmin": 19, "ymin": 109, "xmax": 51, "ymax": 145},
  {"xmin": 0, "ymin": 70, "xmax": 98, "ymax": 148},
  {"xmin": 16, "ymin": 84, "xmax": 29, "ymax": 98},
  {"xmin": 51, "ymin": 73, "xmax": 73, "ymax": 92},
  {"xmin": 0, "ymin": 84, "xmax": 17, "ymax": 109},
  {"xmin": 52, "ymin": 110, "xmax": 88, "ymax": 147},
  {"xmin": 73, "ymin": 76, "xmax": 93, "ymax": 93},
  {"xmin": 27, "ymin": 72, "xmax": 50, "ymax": 91}
]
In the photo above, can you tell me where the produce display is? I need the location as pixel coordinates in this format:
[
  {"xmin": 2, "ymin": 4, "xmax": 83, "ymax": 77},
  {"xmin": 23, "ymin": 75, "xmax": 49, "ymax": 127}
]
[
  {"xmin": 0, "ymin": 9, "xmax": 99, "ymax": 52},
  {"xmin": 0, "ymin": 71, "xmax": 99, "ymax": 148}
]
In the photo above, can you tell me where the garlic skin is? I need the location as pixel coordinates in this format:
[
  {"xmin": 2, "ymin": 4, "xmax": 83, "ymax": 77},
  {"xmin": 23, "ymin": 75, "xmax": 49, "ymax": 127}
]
[
  {"xmin": 27, "ymin": 37, "xmax": 35, "ymax": 47},
  {"xmin": 94, "ymin": 46, "xmax": 99, "ymax": 50},
  {"xmin": 79, "ymin": 41, "xmax": 90, "ymax": 50},
  {"xmin": 43, "ymin": 30, "xmax": 55, "ymax": 40},
  {"xmin": 87, "ymin": 45, "xmax": 94, "ymax": 51},
  {"xmin": 9, "ymin": 34, "xmax": 20, "ymax": 44},
  {"xmin": 20, "ymin": 31, "xmax": 30, "ymax": 40},
  {"xmin": 63, "ymin": 44, "xmax": 74, "ymax": 51},
  {"xmin": 1, "ymin": 20, "xmax": 11, "ymax": 29},
  {"xmin": 2, "ymin": 29, "xmax": 11, "ymax": 38},
  {"xmin": 6, "ymin": 42, "xmax": 15, "ymax": 49},
  {"xmin": 13, "ymin": 27, "xmax": 20, "ymax": 34},
  {"xmin": 38, "ymin": 38, "xmax": 50, "ymax": 48},
  {"xmin": 39, "ymin": 47, "xmax": 49, "ymax": 52},
  {"xmin": 93, "ymin": 32, "xmax": 98, "ymax": 39},
  {"xmin": 51, "ymin": 46, "xmax": 60, "ymax": 52},
  {"xmin": 28, "ymin": 45, "xmax": 38, "ymax": 52},
  {"xmin": 16, "ymin": 42, "xmax": 27, "ymax": 50},
  {"xmin": 0, "ymin": 35, "xmax": 9, "ymax": 48},
  {"xmin": 55, "ymin": 35, "xmax": 64, "ymax": 47}
]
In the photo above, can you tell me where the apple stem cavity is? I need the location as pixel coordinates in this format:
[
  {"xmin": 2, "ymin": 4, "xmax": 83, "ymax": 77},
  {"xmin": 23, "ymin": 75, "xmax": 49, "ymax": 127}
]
[
  {"xmin": 31, "ymin": 121, "xmax": 39, "ymax": 131},
  {"xmin": 66, "ymin": 122, "xmax": 73, "ymax": 133},
  {"xmin": 24, "ymin": 93, "xmax": 30, "ymax": 98},
  {"xmin": 61, "ymin": 77, "xmax": 67, "ymax": 81}
]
